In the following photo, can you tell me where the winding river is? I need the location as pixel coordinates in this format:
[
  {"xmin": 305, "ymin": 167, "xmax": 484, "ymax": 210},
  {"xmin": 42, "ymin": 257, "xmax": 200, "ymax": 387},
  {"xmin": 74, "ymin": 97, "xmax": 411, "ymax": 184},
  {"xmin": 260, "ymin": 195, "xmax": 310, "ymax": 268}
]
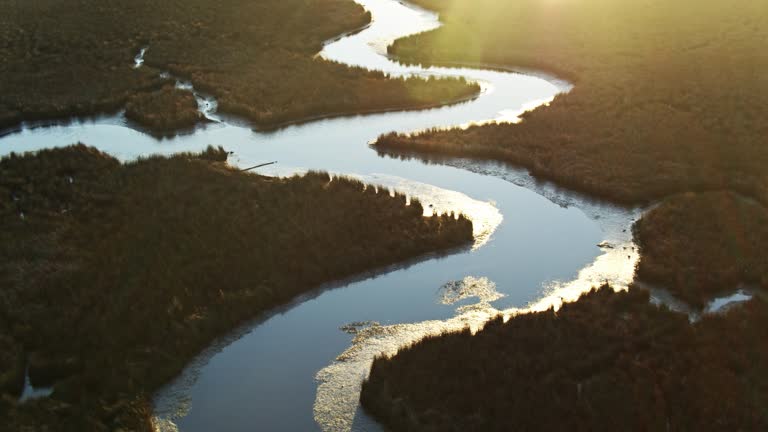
[{"xmin": 1, "ymin": 0, "xmax": 647, "ymax": 430}]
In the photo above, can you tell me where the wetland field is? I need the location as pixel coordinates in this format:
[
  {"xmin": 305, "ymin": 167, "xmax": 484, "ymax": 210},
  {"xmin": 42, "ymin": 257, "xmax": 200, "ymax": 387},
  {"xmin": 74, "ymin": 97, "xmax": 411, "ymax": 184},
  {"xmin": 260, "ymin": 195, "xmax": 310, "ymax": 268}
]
[{"xmin": 1, "ymin": 0, "xmax": 766, "ymax": 430}]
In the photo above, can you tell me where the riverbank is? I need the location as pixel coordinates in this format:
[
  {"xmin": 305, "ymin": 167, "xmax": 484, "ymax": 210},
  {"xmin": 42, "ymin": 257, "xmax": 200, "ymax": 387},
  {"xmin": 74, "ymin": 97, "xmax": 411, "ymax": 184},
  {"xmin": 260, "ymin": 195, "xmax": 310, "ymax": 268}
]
[
  {"xmin": 242, "ymin": 80, "xmax": 482, "ymax": 132},
  {"xmin": 0, "ymin": 0, "xmax": 478, "ymax": 134},
  {"xmin": 0, "ymin": 145, "xmax": 473, "ymax": 430},
  {"xmin": 361, "ymin": 285, "xmax": 768, "ymax": 431}
]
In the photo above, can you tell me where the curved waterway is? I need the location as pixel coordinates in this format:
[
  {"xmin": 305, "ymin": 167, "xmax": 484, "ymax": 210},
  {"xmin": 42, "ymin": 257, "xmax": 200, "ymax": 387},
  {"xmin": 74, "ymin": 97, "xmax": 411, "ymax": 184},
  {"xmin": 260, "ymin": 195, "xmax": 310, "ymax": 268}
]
[{"xmin": 1, "ymin": 0, "xmax": 644, "ymax": 430}]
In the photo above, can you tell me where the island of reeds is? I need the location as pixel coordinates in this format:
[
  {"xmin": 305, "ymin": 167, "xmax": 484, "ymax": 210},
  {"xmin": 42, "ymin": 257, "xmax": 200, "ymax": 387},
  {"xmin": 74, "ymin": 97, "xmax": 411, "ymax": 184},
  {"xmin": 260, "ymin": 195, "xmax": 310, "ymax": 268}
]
[
  {"xmin": 0, "ymin": 0, "xmax": 479, "ymax": 134},
  {"xmin": 124, "ymin": 85, "xmax": 204, "ymax": 135},
  {"xmin": 0, "ymin": 145, "xmax": 473, "ymax": 430}
]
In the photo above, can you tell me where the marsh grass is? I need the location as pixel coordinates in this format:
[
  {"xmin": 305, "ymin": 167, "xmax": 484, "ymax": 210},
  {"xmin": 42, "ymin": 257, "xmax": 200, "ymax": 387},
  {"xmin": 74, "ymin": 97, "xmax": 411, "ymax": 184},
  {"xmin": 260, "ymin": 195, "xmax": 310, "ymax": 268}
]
[
  {"xmin": 361, "ymin": 285, "xmax": 768, "ymax": 431},
  {"xmin": 124, "ymin": 85, "xmax": 203, "ymax": 135},
  {"xmin": 0, "ymin": 145, "xmax": 472, "ymax": 430},
  {"xmin": 633, "ymin": 191, "xmax": 768, "ymax": 308}
]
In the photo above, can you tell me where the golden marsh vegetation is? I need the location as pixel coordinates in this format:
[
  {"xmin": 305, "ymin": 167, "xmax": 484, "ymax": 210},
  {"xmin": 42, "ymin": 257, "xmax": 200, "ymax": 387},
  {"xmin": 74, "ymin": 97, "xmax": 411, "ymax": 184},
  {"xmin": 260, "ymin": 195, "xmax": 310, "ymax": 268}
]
[{"xmin": 379, "ymin": 0, "xmax": 768, "ymax": 206}]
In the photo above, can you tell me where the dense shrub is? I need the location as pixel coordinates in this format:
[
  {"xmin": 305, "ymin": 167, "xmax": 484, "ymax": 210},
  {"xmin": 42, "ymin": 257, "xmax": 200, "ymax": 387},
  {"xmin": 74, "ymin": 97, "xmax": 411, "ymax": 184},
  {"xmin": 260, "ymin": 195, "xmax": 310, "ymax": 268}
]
[
  {"xmin": 376, "ymin": 0, "xmax": 768, "ymax": 206},
  {"xmin": 633, "ymin": 191, "xmax": 768, "ymax": 307},
  {"xmin": 0, "ymin": 0, "xmax": 478, "ymax": 132},
  {"xmin": 124, "ymin": 85, "xmax": 202, "ymax": 134},
  {"xmin": 0, "ymin": 145, "xmax": 473, "ymax": 430},
  {"xmin": 361, "ymin": 286, "xmax": 768, "ymax": 431}
]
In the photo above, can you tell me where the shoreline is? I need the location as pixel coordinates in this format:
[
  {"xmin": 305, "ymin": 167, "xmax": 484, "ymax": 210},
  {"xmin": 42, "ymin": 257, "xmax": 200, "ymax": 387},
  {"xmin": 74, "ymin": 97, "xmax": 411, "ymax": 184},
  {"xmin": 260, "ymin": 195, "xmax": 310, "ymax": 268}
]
[
  {"xmin": 0, "ymin": 89, "xmax": 482, "ymax": 140},
  {"xmin": 385, "ymin": 54, "xmax": 576, "ymax": 93}
]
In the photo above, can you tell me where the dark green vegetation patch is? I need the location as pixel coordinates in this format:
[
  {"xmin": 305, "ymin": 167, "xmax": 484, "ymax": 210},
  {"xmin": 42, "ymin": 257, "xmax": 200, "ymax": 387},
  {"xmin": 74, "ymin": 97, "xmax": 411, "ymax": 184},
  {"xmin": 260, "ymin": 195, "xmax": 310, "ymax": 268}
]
[
  {"xmin": 124, "ymin": 85, "xmax": 204, "ymax": 135},
  {"xmin": 0, "ymin": 145, "xmax": 473, "ymax": 430},
  {"xmin": 361, "ymin": 286, "xmax": 768, "ymax": 431},
  {"xmin": 0, "ymin": 0, "xmax": 478, "ymax": 132},
  {"xmin": 633, "ymin": 191, "xmax": 768, "ymax": 307}
]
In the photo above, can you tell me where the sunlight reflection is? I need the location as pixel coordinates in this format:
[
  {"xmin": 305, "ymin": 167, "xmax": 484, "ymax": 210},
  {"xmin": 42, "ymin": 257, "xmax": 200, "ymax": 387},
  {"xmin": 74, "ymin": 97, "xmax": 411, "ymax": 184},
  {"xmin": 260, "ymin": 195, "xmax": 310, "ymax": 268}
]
[
  {"xmin": 314, "ymin": 296, "xmax": 498, "ymax": 432},
  {"xmin": 504, "ymin": 240, "xmax": 638, "ymax": 318},
  {"xmin": 438, "ymin": 276, "xmax": 504, "ymax": 309},
  {"xmin": 254, "ymin": 165, "xmax": 502, "ymax": 249},
  {"xmin": 355, "ymin": 173, "xmax": 503, "ymax": 248},
  {"xmin": 457, "ymin": 96, "xmax": 556, "ymax": 129},
  {"xmin": 313, "ymin": 231, "xmax": 640, "ymax": 432}
]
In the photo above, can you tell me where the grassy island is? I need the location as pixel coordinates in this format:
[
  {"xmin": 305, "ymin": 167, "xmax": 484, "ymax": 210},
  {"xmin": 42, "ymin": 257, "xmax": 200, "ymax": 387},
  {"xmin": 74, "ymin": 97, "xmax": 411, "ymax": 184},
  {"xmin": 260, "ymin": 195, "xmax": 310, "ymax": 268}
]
[
  {"xmin": 375, "ymin": 0, "xmax": 768, "ymax": 206},
  {"xmin": 125, "ymin": 85, "xmax": 204, "ymax": 135},
  {"xmin": 361, "ymin": 286, "xmax": 768, "ymax": 431},
  {"xmin": 0, "ymin": 0, "xmax": 478, "ymax": 133},
  {"xmin": 0, "ymin": 145, "xmax": 473, "ymax": 430}
]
